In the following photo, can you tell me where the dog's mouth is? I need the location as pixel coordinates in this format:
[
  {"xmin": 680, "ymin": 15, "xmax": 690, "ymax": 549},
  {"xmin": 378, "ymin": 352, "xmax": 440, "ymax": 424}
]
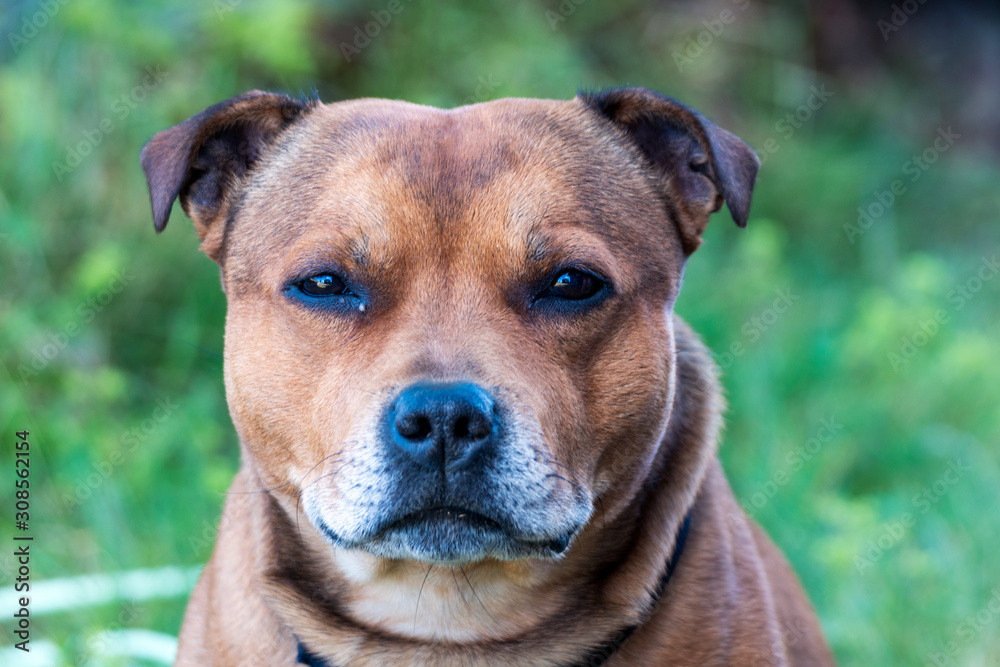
[
  {"xmin": 318, "ymin": 505, "xmax": 574, "ymax": 564},
  {"xmin": 388, "ymin": 506, "xmax": 503, "ymax": 533}
]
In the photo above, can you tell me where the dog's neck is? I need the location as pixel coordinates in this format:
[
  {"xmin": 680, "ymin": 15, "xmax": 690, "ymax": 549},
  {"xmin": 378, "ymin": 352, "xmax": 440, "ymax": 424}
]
[{"xmin": 253, "ymin": 316, "xmax": 721, "ymax": 666}]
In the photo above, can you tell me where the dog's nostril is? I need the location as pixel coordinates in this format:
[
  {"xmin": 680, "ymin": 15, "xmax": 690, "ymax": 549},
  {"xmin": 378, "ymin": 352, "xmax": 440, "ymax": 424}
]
[
  {"xmin": 453, "ymin": 416, "xmax": 470, "ymax": 440},
  {"xmin": 396, "ymin": 414, "xmax": 433, "ymax": 441},
  {"xmin": 452, "ymin": 415, "xmax": 490, "ymax": 441},
  {"xmin": 467, "ymin": 415, "xmax": 492, "ymax": 440}
]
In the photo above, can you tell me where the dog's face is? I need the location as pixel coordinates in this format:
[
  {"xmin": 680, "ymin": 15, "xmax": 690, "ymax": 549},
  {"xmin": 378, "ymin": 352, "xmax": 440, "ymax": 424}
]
[{"xmin": 142, "ymin": 89, "xmax": 757, "ymax": 565}]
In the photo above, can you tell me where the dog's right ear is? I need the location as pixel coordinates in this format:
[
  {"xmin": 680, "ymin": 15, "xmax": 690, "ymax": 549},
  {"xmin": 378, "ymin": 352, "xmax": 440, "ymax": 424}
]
[
  {"xmin": 579, "ymin": 87, "xmax": 759, "ymax": 255},
  {"xmin": 140, "ymin": 90, "xmax": 312, "ymax": 261}
]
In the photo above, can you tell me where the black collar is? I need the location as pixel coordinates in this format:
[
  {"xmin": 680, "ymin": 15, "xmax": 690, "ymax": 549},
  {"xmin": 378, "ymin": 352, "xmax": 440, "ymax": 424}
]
[{"xmin": 297, "ymin": 511, "xmax": 693, "ymax": 667}]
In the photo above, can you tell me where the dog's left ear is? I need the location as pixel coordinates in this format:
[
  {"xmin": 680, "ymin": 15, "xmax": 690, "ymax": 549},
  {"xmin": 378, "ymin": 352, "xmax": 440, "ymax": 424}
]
[
  {"xmin": 579, "ymin": 87, "xmax": 759, "ymax": 254},
  {"xmin": 140, "ymin": 90, "xmax": 312, "ymax": 262}
]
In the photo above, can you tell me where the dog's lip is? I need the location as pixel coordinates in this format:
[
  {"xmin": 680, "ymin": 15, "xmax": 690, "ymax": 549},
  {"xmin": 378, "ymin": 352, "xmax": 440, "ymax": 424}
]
[
  {"xmin": 314, "ymin": 507, "xmax": 578, "ymax": 559},
  {"xmin": 381, "ymin": 506, "xmax": 574, "ymax": 555},
  {"xmin": 387, "ymin": 506, "xmax": 502, "ymax": 532}
]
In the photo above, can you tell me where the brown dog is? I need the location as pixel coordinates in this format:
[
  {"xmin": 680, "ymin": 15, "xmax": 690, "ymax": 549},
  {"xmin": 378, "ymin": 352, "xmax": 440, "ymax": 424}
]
[{"xmin": 141, "ymin": 87, "xmax": 834, "ymax": 666}]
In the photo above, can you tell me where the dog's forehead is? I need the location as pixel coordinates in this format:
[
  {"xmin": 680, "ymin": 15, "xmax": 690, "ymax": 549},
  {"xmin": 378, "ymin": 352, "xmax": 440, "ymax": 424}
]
[{"xmin": 224, "ymin": 97, "xmax": 677, "ymax": 284}]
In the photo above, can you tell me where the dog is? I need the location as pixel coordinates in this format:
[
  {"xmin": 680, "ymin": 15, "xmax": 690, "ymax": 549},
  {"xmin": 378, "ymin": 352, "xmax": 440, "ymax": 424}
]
[{"xmin": 141, "ymin": 87, "xmax": 834, "ymax": 666}]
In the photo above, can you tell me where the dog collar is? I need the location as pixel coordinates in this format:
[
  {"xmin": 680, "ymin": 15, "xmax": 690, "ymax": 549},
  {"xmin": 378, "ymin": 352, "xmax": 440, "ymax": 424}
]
[{"xmin": 296, "ymin": 511, "xmax": 693, "ymax": 667}]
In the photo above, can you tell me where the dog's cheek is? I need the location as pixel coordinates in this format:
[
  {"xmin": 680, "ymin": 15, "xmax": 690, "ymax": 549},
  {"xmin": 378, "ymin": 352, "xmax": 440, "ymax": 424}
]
[
  {"xmin": 221, "ymin": 301, "xmax": 353, "ymax": 490},
  {"xmin": 586, "ymin": 306, "xmax": 674, "ymax": 491}
]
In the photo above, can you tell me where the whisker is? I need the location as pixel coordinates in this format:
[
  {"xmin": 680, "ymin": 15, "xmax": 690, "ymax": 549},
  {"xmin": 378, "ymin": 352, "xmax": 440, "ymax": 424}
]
[
  {"xmin": 451, "ymin": 566, "xmax": 470, "ymax": 608},
  {"xmin": 540, "ymin": 454, "xmax": 609, "ymax": 530},
  {"xmin": 542, "ymin": 455, "xmax": 581, "ymax": 479},
  {"xmin": 544, "ymin": 472, "xmax": 583, "ymax": 493},
  {"xmin": 224, "ymin": 479, "xmax": 293, "ymax": 495},
  {"xmin": 295, "ymin": 458, "xmax": 348, "ymax": 538},
  {"xmin": 298, "ymin": 449, "xmax": 347, "ymax": 493},
  {"xmin": 459, "ymin": 564, "xmax": 496, "ymax": 623},
  {"xmin": 542, "ymin": 455, "xmax": 630, "ymax": 489},
  {"xmin": 413, "ymin": 564, "xmax": 433, "ymax": 634}
]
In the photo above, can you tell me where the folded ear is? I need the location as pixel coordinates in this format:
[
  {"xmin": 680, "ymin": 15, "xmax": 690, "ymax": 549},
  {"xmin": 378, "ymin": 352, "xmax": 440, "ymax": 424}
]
[
  {"xmin": 140, "ymin": 90, "xmax": 313, "ymax": 261},
  {"xmin": 579, "ymin": 87, "xmax": 759, "ymax": 254}
]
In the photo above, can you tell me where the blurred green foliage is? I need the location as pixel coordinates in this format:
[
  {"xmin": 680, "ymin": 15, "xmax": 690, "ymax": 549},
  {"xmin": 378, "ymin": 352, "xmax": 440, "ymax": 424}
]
[{"xmin": 2, "ymin": 0, "xmax": 998, "ymax": 664}]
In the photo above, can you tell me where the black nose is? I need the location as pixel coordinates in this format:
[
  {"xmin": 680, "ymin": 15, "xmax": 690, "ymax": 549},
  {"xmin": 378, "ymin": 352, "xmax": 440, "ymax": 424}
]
[{"xmin": 389, "ymin": 383, "xmax": 496, "ymax": 470}]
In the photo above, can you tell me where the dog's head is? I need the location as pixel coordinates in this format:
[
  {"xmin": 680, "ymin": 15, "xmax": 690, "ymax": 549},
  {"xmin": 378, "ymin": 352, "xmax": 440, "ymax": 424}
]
[{"xmin": 142, "ymin": 88, "xmax": 757, "ymax": 565}]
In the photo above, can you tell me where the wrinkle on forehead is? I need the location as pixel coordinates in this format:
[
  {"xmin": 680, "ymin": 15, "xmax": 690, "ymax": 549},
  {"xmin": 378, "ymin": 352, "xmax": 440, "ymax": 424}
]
[{"xmin": 222, "ymin": 97, "xmax": 679, "ymax": 294}]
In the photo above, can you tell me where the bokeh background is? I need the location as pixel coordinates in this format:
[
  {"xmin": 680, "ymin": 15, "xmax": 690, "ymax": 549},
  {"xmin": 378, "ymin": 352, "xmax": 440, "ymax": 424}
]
[{"xmin": 2, "ymin": 0, "xmax": 999, "ymax": 664}]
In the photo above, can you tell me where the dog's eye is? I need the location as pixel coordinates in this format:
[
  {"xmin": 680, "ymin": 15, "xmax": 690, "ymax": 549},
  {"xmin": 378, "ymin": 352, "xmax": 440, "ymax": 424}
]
[
  {"xmin": 546, "ymin": 270, "xmax": 603, "ymax": 300},
  {"xmin": 298, "ymin": 274, "xmax": 350, "ymax": 297}
]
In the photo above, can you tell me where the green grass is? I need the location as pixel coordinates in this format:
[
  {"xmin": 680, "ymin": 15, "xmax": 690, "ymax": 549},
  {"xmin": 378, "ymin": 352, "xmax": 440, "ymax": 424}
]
[{"xmin": 2, "ymin": 1, "xmax": 999, "ymax": 663}]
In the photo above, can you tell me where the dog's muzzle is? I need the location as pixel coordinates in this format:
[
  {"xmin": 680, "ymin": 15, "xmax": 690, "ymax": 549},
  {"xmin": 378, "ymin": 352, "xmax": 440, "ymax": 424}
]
[{"xmin": 311, "ymin": 381, "xmax": 582, "ymax": 563}]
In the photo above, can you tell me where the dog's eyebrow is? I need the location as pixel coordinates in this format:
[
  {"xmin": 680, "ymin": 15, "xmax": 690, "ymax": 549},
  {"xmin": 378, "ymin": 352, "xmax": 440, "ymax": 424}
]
[
  {"xmin": 522, "ymin": 218, "xmax": 619, "ymax": 276},
  {"xmin": 349, "ymin": 234, "xmax": 371, "ymax": 269},
  {"xmin": 524, "ymin": 226, "xmax": 551, "ymax": 264}
]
